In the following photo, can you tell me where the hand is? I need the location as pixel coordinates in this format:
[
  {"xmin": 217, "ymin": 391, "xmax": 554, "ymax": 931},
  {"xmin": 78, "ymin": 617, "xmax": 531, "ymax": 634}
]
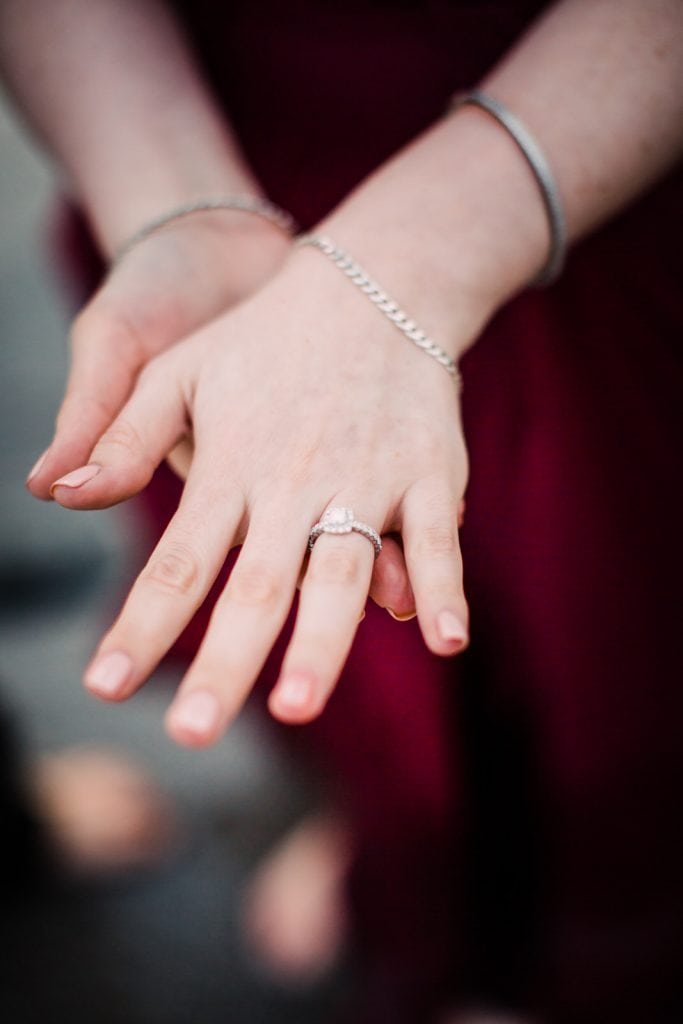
[
  {"xmin": 166, "ymin": 435, "xmax": 465, "ymax": 621},
  {"xmin": 26, "ymin": 211, "xmax": 290, "ymax": 499},
  {"xmin": 50, "ymin": 248, "xmax": 472, "ymax": 745}
]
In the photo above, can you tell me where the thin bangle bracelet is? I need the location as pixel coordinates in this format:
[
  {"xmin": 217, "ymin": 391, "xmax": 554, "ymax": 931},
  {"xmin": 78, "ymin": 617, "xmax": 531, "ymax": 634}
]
[
  {"xmin": 450, "ymin": 89, "xmax": 567, "ymax": 285},
  {"xmin": 111, "ymin": 195, "xmax": 298, "ymax": 267}
]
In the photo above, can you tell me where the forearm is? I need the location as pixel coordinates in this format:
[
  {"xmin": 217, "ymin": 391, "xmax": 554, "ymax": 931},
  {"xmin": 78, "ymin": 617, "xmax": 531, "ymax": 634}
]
[
  {"xmin": 0, "ymin": 0, "xmax": 263, "ymax": 257},
  {"xmin": 320, "ymin": 0, "xmax": 683, "ymax": 357}
]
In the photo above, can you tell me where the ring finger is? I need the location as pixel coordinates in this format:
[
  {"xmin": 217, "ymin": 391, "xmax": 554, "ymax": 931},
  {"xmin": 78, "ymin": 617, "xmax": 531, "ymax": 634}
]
[{"xmin": 269, "ymin": 499, "xmax": 384, "ymax": 724}]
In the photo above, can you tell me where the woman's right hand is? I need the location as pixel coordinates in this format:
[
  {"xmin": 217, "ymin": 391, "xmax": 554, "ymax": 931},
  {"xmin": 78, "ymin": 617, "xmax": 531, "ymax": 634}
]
[{"xmin": 26, "ymin": 210, "xmax": 290, "ymax": 499}]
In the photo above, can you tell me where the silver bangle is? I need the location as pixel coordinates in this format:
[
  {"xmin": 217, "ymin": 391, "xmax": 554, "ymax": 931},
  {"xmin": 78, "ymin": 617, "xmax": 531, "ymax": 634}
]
[
  {"xmin": 296, "ymin": 234, "xmax": 462, "ymax": 388},
  {"xmin": 112, "ymin": 195, "xmax": 298, "ymax": 266},
  {"xmin": 450, "ymin": 89, "xmax": 567, "ymax": 285}
]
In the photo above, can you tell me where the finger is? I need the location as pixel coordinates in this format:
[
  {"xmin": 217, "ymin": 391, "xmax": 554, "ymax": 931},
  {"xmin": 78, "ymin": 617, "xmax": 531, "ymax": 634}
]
[
  {"xmin": 401, "ymin": 481, "xmax": 469, "ymax": 656},
  {"xmin": 367, "ymin": 534, "xmax": 415, "ymax": 620},
  {"xmin": 26, "ymin": 304, "xmax": 144, "ymax": 500},
  {"xmin": 269, "ymin": 501, "xmax": 380, "ymax": 725},
  {"xmin": 50, "ymin": 353, "xmax": 188, "ymax": 510},
  {"xmin": 83, "ymin": 463, "xmax": 246, "ymax": 704},
  {"xmin": 165, "ymin": 497, "xmax": 312, "ymax": 747},
  {"xmin": 166, "ymin": 436, "xmax": 194, "ymax": 480}
]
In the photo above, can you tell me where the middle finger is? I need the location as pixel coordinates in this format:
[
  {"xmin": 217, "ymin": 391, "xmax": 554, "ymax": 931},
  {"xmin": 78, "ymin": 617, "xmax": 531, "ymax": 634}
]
[{"xmin": 165, "ymin": 495, "xmax": 312, "ymax": 746}]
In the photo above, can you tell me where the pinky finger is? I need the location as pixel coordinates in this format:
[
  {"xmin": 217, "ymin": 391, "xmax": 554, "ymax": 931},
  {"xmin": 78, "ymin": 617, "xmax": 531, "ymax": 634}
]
[{"xmin": 401, "ymin": 484, "xmax": 469, "ymax": 656}]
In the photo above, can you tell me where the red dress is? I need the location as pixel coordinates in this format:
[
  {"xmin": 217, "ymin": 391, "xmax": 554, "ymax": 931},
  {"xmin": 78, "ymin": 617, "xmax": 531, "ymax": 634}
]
[{"xmin": 60, "ymin": 2, "xmax": 683, "ymax": 1020}]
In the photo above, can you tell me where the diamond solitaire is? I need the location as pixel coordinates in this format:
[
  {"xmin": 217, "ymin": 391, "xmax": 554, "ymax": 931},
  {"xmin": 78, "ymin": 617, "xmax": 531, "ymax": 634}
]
[
  {"xmin": 308, "ymin": 507, "xmax": 382, "ymax": 558},
  {"xmin": 321, "ymin": 507, "xmax": 354, "ymax": 533}
]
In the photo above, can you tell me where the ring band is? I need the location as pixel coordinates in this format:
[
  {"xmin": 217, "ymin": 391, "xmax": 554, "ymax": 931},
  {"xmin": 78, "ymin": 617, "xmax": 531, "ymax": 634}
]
[{"xmin": 308, "ymin": 507, "xmax": 382, "ymax": 558}]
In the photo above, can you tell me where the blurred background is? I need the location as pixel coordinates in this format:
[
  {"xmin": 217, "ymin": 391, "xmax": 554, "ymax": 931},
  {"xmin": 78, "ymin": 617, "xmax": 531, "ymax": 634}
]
[{"xmin": 0, "ymin": 86, "xmax": 342, "ymax": 1024}]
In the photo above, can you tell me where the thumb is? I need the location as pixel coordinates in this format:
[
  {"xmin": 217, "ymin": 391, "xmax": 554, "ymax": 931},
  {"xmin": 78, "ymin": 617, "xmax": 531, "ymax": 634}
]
[
  {"xmin": 50, "ymin": 352, "xmax": 190, "ymax": 511},
  {"xmin": 26, "ymin": 304, "xmax": 144, "ymax": 500}
]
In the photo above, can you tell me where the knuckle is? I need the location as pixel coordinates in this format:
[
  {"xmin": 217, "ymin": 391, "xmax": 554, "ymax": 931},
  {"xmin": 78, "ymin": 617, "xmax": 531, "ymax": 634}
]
[
  {"xmin": 225, "ymin": 562, "xmax": 282, "ymax": 609},
  {"xmin": 425, "ymin": 523, "xmax": 459, "ymax": 554},
  {"xmin": 170, "ymin": 503, "xmax": 211, "ymax": 539},
  {"xmin": 97, "ymin": 417, "xmax": 144, "ymax": 457},
  {"xmin": 310, "ymin": 546, "xmax": 362, "ymax": 586},
  {"xmin": 56, "ymin": 390, "xmax": 111, "ymax": 431},
  {"xmin": 414, "ymin": 523, "xmax": 459, "ymax": 559},
  {"xmin": 71, "ymin": 300, "xmax": 143, "ymax": 353},
  {"xmin": 144, "ymin": 543, "xmax": 201, "ymax": 596}
]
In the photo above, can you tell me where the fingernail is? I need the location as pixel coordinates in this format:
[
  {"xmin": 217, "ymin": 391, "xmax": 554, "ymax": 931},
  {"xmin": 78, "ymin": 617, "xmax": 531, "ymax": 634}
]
[
  {"xmin": 169, "ymin": 690, "xmax": 221, "ymax": 737},
  {"xmin": 358, "ymin": 609, "xmax": 366, "ymax": 623},
  {"xmin": 387, "ymin": 607, "xmax": 417, "ymax": 622},
  {"xmin": 51, "ymin": 463, "xmax": 101, "ymax": 493},
  {"xmin": 26, "ymin": 447, "xmax": 50, "ymax": 484},
  {"xmin": 84, "ymin": 650, "xmax": 133, "ymax": 697},
  {"xmin": 275, "ymin": 672, "xmax": 315, "ymax": 711},
  {"xmin": 436, "ymin": 609, "xmax": 468, "ymax": 647}
]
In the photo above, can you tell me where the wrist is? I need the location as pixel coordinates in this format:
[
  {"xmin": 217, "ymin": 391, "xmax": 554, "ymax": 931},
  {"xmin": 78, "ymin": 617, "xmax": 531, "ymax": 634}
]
[
  {"xmin": 273, "ymin": 245, "xmax": 460, "ymax": 396},
  {"xmin": 317, "ymin": 105, "xmax": 551, "ymax": 359},
  {"xmin": 295, "ymin": 234, "xmax": 461, "ymax": 385},
  {"xmin": 106, "ymin": 204, "xmax": 291, "ymax": 315},
  {"xmin": 180, "ymin": 208, "xmax": 292, "ymax": 287},
  {"xmin": 111, "ymin": 197, "xmax": 295, "ymax": 268},
  {"xmin": 82, "ymin": 150, "xmax": 269, "ymax": 261}
]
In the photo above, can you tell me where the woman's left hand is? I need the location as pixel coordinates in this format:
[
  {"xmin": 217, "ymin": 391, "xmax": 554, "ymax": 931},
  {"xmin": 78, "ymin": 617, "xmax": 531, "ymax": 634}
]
[{"xmin": 50, "ymin": 246, "xmax": 472, "ymax": 745}]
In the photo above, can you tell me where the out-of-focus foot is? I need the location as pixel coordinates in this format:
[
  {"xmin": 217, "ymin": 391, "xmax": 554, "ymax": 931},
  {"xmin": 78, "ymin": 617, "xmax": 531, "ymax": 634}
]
[
  {"xmin": 242, "ymin": 813, "xmax": 354, "ymax": 983},
  {"xmin": 31, "ymin": 745, "xmax": 178, "ymax": 875}
]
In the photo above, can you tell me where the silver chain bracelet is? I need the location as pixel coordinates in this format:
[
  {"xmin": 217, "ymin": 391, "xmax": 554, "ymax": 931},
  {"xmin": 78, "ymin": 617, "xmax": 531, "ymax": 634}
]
[
  {"xmin": 112, "ymin": 195, "xmax": 298, "ymax": 267},
  {"xmin": 296, "ymin": 234, "xmax": 462, "ymax": 388}
]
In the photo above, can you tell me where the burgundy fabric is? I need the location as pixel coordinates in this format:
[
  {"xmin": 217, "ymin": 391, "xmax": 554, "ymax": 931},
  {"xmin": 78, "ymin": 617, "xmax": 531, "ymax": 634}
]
[{"xmin": 59, "ymin": 2, "xmax": 683, "ymax": 1021}]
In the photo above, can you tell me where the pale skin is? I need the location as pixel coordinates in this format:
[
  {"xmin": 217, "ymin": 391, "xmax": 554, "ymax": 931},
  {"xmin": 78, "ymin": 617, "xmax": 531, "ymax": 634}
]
[{"xmin": 2, "ymin": 0, "xmax": 682, "ymax": 745}]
